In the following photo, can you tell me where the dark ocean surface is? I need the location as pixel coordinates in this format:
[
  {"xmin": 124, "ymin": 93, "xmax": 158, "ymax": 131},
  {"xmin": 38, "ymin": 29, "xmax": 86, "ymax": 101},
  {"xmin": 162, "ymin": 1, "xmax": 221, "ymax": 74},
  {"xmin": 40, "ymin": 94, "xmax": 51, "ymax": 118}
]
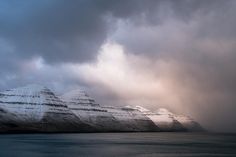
[{"xmin": 0, "ymin": 132, "xmax": 235, "ymax": 157}]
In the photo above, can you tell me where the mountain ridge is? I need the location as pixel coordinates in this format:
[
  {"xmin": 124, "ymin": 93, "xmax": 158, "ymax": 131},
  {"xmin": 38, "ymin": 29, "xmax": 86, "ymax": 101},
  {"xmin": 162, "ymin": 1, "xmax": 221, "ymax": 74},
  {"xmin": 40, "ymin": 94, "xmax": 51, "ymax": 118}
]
[{"xmin": 0, "ymin": 84, "xmax": 204, "ymax": 133}]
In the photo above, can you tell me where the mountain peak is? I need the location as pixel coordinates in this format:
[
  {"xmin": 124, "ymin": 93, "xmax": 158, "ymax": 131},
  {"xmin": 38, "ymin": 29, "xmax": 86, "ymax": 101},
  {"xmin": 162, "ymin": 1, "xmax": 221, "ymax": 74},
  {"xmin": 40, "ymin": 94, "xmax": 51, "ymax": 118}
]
[{"xmin": 61, "ymin": 89, "xmax": 98, "ymax": 106}]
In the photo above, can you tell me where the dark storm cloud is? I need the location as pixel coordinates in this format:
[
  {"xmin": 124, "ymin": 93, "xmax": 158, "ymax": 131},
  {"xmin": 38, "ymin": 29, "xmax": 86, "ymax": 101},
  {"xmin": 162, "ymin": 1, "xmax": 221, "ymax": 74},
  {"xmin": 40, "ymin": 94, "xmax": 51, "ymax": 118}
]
[
  {"xmin": 0, "ymin": 0, "xmax": 106, "ymax": 63},
  {"xmin": 0, "ymin": 0, "xmax": 223, "ymax": 63},
  {"xmin": 0, "ymin": 0, "xmax": 162, "ymax": 63},
  {"xmin": 0, "ymin": 0, "xmax": 226, "ymax": 63}
]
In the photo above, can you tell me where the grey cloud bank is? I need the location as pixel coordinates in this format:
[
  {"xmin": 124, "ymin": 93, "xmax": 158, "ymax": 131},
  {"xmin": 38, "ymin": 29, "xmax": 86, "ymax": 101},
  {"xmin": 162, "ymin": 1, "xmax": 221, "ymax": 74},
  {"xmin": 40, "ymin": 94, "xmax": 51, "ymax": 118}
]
[{"xmin": 0, "ymin": 0, "xmax": 236, "ymax": 132}]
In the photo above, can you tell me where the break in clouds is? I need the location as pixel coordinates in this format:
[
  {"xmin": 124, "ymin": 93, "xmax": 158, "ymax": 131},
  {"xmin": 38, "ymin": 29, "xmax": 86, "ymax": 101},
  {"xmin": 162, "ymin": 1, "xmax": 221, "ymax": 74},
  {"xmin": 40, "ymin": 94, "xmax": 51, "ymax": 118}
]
[{"xmin": 1, "ymin": 0, "xmax": 236, "ymax": 132}]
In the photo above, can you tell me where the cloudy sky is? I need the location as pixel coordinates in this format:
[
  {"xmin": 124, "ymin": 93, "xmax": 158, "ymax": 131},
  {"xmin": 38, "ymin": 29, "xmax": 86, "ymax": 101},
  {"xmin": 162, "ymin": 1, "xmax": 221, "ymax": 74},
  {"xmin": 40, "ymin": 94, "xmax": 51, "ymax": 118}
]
[{"xmin": 1, "ymin": 0, "xmax": 236, "ymax": 132}]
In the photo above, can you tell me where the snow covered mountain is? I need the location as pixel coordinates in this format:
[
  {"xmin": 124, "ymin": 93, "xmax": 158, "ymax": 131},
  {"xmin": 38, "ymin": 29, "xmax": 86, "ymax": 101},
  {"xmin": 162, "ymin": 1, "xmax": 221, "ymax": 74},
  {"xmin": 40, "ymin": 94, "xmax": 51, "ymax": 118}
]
[
  {"xmin": 61, "ymin": 90, "xmax": 158, "ymax": 131},
  {"xmin": 0, "ymin": 84, "xmax": 94, "ymax": 132},
  {"xmin": 129, "ymin": 106, "xmax": 203, "ymax": 131},
  {"xmin": 0, "ymin": 84, "xmax": 203, "ymax": 133},
  {"xmin": 61, "ymin": 89, "xmax": 122, "ymax": 131}
]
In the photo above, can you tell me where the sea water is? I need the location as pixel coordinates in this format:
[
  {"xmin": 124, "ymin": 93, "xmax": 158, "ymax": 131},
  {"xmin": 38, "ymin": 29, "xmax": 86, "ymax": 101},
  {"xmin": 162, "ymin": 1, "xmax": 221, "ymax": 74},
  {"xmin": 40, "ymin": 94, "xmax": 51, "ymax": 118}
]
[{"xmin": 0, "ymin": 132, "xmax": 235, "ymax": 157}]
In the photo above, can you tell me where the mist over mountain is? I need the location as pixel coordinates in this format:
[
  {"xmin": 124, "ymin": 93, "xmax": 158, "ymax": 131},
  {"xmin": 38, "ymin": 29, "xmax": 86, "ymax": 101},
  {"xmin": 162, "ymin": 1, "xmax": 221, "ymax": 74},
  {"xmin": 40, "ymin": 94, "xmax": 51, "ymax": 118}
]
[
  {"xmin": 0, "ymin": 0, "xmax": 236, "ymax": 132},
  {"xmin": 0, "ymin": 84, "xmax": 203, "ymax": 133}
]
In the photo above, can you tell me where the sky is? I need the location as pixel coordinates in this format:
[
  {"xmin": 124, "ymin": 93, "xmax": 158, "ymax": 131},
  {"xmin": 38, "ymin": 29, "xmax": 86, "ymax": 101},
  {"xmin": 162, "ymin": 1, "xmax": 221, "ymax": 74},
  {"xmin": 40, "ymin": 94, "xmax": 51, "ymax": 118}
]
[{"xmin": 0, "ymin": 0, "xmax": 236, "ymax": 132}]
